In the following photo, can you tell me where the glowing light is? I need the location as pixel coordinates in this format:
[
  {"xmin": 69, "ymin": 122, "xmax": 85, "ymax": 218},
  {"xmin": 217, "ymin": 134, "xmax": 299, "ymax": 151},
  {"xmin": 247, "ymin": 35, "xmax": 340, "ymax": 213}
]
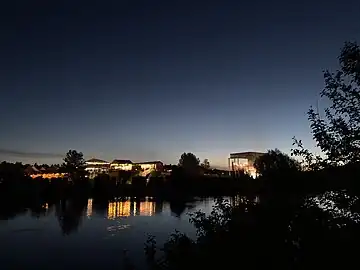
[
  {"xmin": 107, "ymin": 201, "xmax": 132, "ymax": 219},
  {"xmin": 139, "ymin": 200, "xmax": 155, "ymax": 216},
  {"xmin": 86, "ymin": 162, "xmax": 110, "ymax": 165},
  {"xmin": 106, "ymin": 199, "xmax": 157, "ymax": 218},
  {"xmin": 110, "ymin": 164, "xmax": 132, "ymax": 171},
  {"xmin": 30, "ymin": 173, "xmax": 66, "ymax": 179},
  {"xmin": 87, "ymin": 199, "xmax": 93, "ymax": 217}
]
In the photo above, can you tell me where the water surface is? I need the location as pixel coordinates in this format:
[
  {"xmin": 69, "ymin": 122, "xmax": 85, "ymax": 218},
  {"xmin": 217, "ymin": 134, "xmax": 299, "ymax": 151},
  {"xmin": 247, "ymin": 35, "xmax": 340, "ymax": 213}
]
[{"xmin": 0, "ymin": 197, "xmax": 222, "ymax": 270}]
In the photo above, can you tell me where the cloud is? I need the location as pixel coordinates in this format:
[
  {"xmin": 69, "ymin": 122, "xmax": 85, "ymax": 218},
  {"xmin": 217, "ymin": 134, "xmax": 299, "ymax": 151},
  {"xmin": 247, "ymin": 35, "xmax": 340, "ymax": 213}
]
[{"xmin": 0, "ymin": 149, "xmax": 64, "ymax": 158}]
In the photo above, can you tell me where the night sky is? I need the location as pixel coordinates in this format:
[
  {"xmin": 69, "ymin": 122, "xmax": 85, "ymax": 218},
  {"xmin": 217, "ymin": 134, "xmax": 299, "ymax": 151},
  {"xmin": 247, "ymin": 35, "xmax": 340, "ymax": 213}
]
[{"xmin": 1, "ymin": 0, "xmax": 359, "ymax": 168}]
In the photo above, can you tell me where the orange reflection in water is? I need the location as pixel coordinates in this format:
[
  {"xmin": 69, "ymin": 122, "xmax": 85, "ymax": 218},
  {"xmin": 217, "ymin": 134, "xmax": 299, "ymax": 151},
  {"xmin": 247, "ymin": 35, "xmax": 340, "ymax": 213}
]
[
  {"xmin": 106, "ymin": 199, "xmax": 156, "ymax": 219},
  {"xmin": 139, "ymin": 201, "xmax": 155, "ymax": 216},
  {"xmin": 87, "ymin": 199, "xmax": 93, "ymax": 217},
  {"xmin": 107, "ymin": 201, "xmax": 132, "ymax": 219}
]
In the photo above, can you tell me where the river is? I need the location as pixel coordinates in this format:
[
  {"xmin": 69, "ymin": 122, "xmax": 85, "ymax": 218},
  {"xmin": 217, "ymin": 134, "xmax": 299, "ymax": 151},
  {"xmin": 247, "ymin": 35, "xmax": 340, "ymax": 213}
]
[{"xmin": 0, "ymin": 196, "xmax": 231, "ymax": 270}]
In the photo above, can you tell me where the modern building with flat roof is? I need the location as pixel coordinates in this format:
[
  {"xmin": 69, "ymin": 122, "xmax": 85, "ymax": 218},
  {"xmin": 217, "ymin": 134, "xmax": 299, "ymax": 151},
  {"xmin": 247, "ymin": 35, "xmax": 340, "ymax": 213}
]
[
  {"xmin": 86, "ymin": 157, "xmax": 164, "ymax": 179},
  {"xmin": 228, "ymin": 151, "xmax": 265, "ymax": 178},
  {"xmin": 110, "ymin": 160, "xmax": 133, "ymax": 171},
  {"xmin": 85, "ymin": 158, "xmax": 110, "ymax": 179},
  {"xmin": 134, "ymin": 161, "xmax": 163, "ymax": 177}
]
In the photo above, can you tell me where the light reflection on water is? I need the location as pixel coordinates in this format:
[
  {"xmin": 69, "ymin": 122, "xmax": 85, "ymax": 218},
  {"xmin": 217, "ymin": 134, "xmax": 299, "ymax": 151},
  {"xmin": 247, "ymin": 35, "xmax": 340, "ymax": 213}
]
[
  {"xmin": 86, "ymin": 199, "xmax": 92, "ymax": 217},
  {"xmin": 29, "ymin": 195, "xmax": 259, "ymax": 221},
  {"xmin": 83, "ymin": 197, "xmax": 165, "ymax": 220},
  {"xmin": 0, "ymin": 196, "xmax": 258, "ymax": 270},
  {"xmin": 106, "ymin": 198, "xmax": 158, "ymax": 219}
]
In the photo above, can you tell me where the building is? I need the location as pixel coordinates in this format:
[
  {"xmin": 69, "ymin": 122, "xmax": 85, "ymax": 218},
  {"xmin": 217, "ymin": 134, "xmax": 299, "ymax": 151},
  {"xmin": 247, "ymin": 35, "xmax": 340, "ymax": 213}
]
[
  {"xmin": 25, "ymin": 165, "xmax": 66, "ymax": 179},
  {"xmin": 228, "ymin": 152, "xmax": 265, "ymax": 178},
  {"xmin": 107, "ymin": 160, "xmax": 133, "ymax": 184},
  {"xmin": 84, "ymin": 158, "xmax": 164, "ymax": 179},
  {"xmin": 24, "ymin": 165, "xmax": 41, "ymax": 176},
  {"xmin": 85, "ymin": 158, "xmax": 110, "ymax": 179},
  {"xmin": 134, "ymin": 161, "xmax": 163, "ymax": 177},
  {"xmin": 110, "ymin": 160, "xmax": 133, "ymax": 171}
]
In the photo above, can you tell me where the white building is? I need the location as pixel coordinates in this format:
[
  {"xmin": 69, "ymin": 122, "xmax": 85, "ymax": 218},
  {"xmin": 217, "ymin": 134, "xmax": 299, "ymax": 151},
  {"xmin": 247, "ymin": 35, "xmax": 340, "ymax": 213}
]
[
  {"xmin": 135, "ymin": 161, "xmax": 163, "ymax": 177},
  {"xmin": 85, "ymin": 158, "xmax": 110, "ymax": 179},
  {"xmin": 228, "ymin": 152, "xmax": 265, "ymax": 178},
  {"xmin": 110, "ymin": 160, "xmax": 133, "ymax": 171}
]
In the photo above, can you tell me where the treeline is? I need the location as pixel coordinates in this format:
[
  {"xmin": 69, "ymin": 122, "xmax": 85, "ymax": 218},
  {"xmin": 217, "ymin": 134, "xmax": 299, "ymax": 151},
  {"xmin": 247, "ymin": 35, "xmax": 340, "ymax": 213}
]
[
  {"xmin": 0, "ymin": 150, "xmax": 252, "ymax": 200},
  {"xmin": 92, "ymin": 171, "xmax": 252, "ymax": 199}
]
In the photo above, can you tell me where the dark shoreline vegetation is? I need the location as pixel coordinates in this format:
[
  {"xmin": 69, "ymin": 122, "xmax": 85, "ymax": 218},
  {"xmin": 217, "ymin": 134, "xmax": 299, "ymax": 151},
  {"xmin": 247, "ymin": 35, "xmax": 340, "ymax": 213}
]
[
  {"xmin": 1, "ymin": 159, "xmax": 360, "ymax": 269},
  {"xmin": 1, "ymin": 41, "xmax": 360, "ymax": 269}
]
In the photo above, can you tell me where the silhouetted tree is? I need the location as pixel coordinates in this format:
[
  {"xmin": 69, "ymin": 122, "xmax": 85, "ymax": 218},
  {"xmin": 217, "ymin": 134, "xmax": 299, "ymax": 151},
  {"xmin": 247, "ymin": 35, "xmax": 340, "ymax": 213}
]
[
  {"xmin": 55, "ymin": 198, "xmax": 87, "ymax": 235},
  {"xmin": 0, "ymin": 161, "xmax": 28, "ymax": 187},
  {"xmin": 178, "ymin": 152, "xmax": 200, "ymax": 176},
  {"xmin": 62, "ymin": 150, "xmax": 86, "ymax": 183},
  {"xmin": 178, "ymin": 153, "xmax": 200, "ymax": 168},
  {"xmin": 169, "ymin": 200, "xmax": 187, "ymax": 217},
  {"xmin": 145, "ymin": 193, "xmax": 360, "ymax": 269},
  {"xmin": 254, "ymin": 149, "xmax": 301, "ymax": 178},
  {"xmin": 40, "ymin": 164, "xmax": 50, "ymax": 169},
  {"xmin": 293, "ymin": 41, "xmax": 360, "ymax": 167},
  {"xmin": 291, "ymin": 138, "xmax": 325, "ymax": 171},
  {"xmin": 143, "ymin": 41, "xmax": 360, "ymax": 270},
  {"xmin": 132, "ymin": 164, "xmax": 142, "ymax": 176},
  {"xmin": 200, "ymin": 159, "xmax": 210, "ymax": 169}
]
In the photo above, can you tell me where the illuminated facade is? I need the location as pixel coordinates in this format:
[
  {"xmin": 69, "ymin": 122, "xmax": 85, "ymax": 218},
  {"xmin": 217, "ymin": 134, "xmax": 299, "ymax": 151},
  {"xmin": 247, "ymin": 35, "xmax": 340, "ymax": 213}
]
[
  {"xmin": 30, "ymin": 173, "xmax": 66, "ymax": 179},
  {"xmin": 110, "ymin": 160, "xmax": 133, "ymax": 171},
  {"xmin": 228, "ymin": 152, "xmax": 265, "ymax": 178},
  {"xmin": 135, "ymin": 161, "xmax": 163, "ymax": 176},
  {"xmin": 85, "ymin": 158, "xmax": 110, "ymax": 179},
  {"xmin": 25, "ymin": 165, "xmax": 66, "ymax": 179},
  {"xmin": 85, "ymin": 158, "xmax": 164, "ymax": 178}
]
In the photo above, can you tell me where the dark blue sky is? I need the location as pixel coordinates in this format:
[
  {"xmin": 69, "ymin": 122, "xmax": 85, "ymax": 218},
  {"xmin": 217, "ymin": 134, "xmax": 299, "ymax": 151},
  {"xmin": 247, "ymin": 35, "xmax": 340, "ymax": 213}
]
[{"xmin": 1, "ymin": 0, "xmax": 359, "ymax": 168}]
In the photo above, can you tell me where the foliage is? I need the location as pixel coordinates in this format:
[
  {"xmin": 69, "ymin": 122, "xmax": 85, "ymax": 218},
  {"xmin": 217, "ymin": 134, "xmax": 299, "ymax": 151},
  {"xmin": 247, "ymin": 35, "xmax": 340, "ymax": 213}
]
[
  {"xmin": 294, "ymin": 41, "xmax": 360, "ymax": 166},
  {"xmin": 178, "ymin": 153, "xmax": 200, "ymax": 176},
  {"xmin": 290, "ymin": 41, "xmax": 360, "ymax": 221},
  {"xmin": 145, "ymin": 230, "xmax": 195, "ymax": 270},
  {"xmin": 144, "ymin": 234, "xmax": 157, "ymax": 262},
  {"xmin": 62, "ymin": 150, "xmax": 86, "ymax": 182},
  {"xmin": 178, "ymin": 153, "xmax": 200, "ymax": 168},
  {"xmin": 131, "ymin": 164, "xmax": 142, "ymax": 176},
  {"xmin": 254, "ymin": 149, "xmax": 301, "ymax": 177},
  {"xmin": 145, "ymin": 198, "xmax": 264, "ymax": 269},
  {"xmin": 200, "ymin": 159, "xmax": 210, "ymax": 169},
  {"xmin": 291, "ymin": 137, "xmax": 325, "ymax": 171},
  {"xmin": 150, "ymin": 170, "xmax": 161, "ymax": 177},
  {"xmin": 63, "ymin": 150, "xmax": 85, "ymax": 169},
  {"xmin": 145, "ymin": 194, "xmax": 360, "ymax": 270},
  {"xmin": 0, "ymin": 161, "xmax": 27, "ymax": 184},
  {"xmin": 143, "ymin": 40, "xmax": 360, "ymax": 270}
]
